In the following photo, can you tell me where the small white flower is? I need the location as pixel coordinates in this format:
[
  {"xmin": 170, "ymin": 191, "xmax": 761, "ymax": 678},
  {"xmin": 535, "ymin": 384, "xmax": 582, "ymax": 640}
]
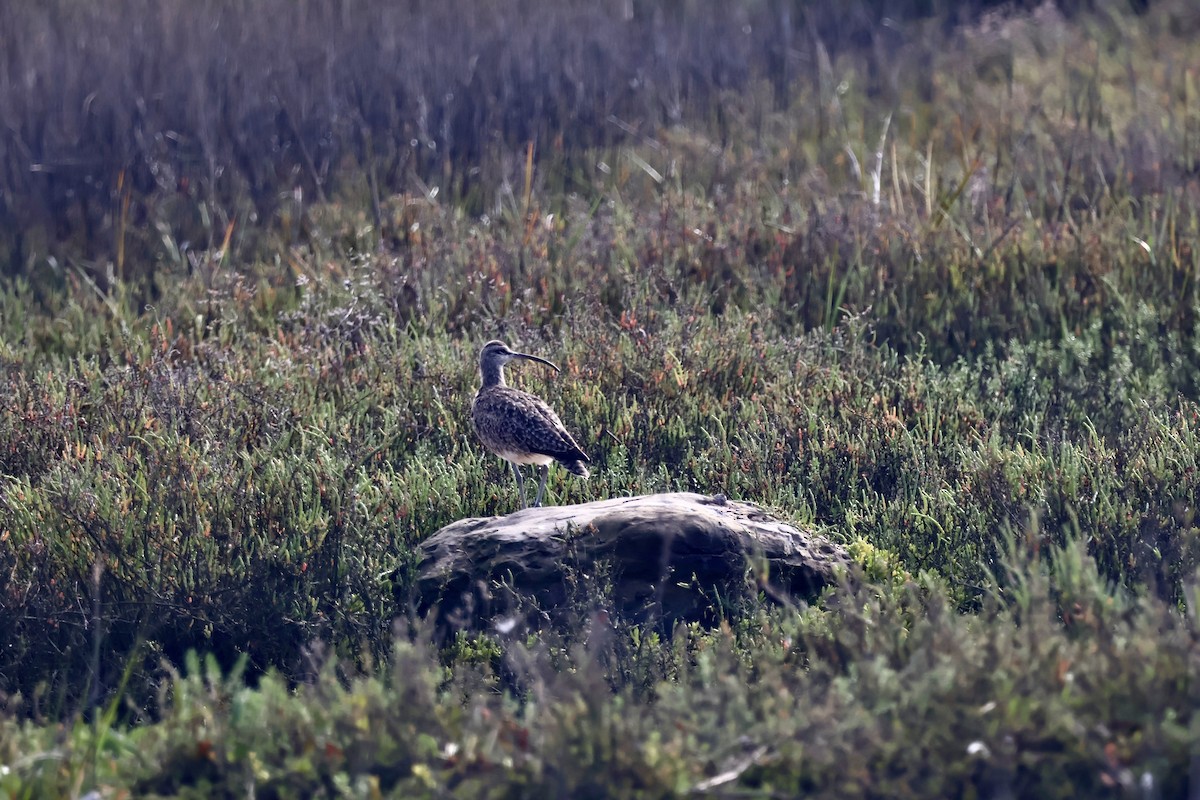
[{"xmin": 967, "ymin": 741, "xmax": 990, "ymax": 758}]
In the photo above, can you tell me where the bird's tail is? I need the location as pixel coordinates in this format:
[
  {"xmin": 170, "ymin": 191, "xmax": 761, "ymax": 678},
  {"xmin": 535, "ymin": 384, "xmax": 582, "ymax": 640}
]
[{"xmin": 561, "ymin": 459, "xmax": 590, "ymax": 479}]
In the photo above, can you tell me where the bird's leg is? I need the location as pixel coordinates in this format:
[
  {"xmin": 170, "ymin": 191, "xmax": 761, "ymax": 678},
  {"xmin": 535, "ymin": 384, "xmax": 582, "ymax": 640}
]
[
  {"xmin": 510, "ymin": 462, "xmax": 527, "ymax": 509},
  {"xmin": 533, "ymin": 464, "xmax": 549, "ymax": 507}
]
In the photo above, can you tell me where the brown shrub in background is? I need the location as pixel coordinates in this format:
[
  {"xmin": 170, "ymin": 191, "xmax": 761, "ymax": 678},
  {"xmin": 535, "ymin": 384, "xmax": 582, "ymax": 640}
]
[{"xmin": 0, "ymin": 0, "xmax": 1164, "ymax": 277}]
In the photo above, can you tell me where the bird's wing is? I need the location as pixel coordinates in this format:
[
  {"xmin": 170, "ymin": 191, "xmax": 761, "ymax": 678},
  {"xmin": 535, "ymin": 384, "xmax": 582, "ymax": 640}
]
[{"xmin": 474, "ymin": 388, "xmax": 589, "ymax": 462}]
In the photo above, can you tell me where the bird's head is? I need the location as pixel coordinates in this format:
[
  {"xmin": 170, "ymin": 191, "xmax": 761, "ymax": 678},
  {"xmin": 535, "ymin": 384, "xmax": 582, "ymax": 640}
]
[{"xmin": 479, "ymin": 340, "xmax": 560, "ymax": 384}]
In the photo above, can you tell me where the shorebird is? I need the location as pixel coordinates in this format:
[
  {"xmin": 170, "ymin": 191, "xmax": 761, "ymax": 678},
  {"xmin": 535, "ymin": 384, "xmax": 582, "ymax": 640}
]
[{"xmin": 471, "ymin": 340, "xmax": 590, "ymax": 509}]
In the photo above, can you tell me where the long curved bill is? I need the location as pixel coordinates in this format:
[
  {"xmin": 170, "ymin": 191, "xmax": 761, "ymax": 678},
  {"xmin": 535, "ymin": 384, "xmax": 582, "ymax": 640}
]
[{"xmin": 512, "ymin": 351, "xmax": 560, "ymax": 372}]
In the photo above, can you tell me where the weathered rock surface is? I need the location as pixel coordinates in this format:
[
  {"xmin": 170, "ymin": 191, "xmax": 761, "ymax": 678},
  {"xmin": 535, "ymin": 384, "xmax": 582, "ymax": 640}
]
[{"xmin": 414, "ymin": 492, "xmax": 850, "ymax": 631}]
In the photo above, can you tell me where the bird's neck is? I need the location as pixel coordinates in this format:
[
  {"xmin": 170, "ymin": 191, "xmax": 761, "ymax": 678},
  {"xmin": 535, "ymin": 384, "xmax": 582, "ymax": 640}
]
[{"xmin": 480, "ymin": 362, "xmax": 506, "ymax": 388}]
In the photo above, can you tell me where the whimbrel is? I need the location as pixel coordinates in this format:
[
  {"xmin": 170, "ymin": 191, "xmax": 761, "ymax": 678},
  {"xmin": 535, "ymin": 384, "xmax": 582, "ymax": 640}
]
[{"xmin": 471, "ymin": 340, "xmax": 590, "ymax": 509}]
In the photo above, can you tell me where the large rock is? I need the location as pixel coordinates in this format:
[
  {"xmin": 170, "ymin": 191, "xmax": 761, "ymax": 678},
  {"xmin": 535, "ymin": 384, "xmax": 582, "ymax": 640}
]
[{"xmin": 414, "ymin": 492, "xmax": 850, "ymax": 631}]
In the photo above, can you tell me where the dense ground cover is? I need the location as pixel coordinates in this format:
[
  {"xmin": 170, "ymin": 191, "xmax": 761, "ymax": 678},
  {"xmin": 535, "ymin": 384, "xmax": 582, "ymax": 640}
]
[{"xmin": 3, "ymin": 0, "xmax": 1200, "ymax": 796}]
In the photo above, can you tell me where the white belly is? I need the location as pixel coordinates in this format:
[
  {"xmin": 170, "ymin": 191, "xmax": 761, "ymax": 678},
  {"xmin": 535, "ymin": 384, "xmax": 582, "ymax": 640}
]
[{"xmin": 498, "ymin": 451, "xmax": 554, "ymax": 466}]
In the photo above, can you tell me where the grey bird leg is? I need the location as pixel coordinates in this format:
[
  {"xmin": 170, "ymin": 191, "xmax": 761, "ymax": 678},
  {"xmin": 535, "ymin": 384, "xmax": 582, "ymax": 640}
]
[
  {"xmin": 510, "ymin": 462, "xmax": 527, "ymax": 509},
  {"xmin": 533, "ymin": 464, "xmax": 549, "ymax": 507}
]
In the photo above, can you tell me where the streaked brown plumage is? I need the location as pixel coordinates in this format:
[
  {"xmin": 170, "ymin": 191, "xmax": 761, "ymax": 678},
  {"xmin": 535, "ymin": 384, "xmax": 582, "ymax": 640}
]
[{"xmin": 471, "ymin": 340, "xmax": 590, "ymax": 509}]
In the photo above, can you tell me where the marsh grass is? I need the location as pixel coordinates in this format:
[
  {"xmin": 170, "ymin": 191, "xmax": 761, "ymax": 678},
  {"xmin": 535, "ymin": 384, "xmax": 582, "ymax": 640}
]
[
  {"xmin": 5, "ymin": 541, "xmax": 1200, "ymax": 798},
  {"xmin": 3, "ymin": 0, "xmax": 1200, "ymax": 795}
]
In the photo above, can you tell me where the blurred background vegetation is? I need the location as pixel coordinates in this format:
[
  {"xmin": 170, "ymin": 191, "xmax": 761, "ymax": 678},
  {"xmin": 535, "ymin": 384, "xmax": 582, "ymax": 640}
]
[
  {"xmin": 0, "ymin": 0, "xmax": 1176, "ymax": 281},
  {"xmin": 3, "ymin": 0, "xmax": 1200, "ymax": 796}
]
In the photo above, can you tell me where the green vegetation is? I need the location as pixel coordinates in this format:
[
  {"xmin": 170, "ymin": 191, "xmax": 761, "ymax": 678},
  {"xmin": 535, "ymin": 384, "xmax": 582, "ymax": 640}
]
[{"xmin": 3, "ymin": 0, "xmax": 1200, "ymax": 796}]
